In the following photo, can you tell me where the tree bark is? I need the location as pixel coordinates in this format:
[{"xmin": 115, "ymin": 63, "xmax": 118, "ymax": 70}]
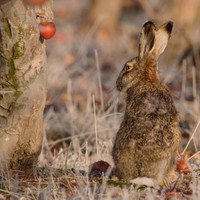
[{"xmin": 0, "ymin": 0, "xmax": 53, "ymax": 171}]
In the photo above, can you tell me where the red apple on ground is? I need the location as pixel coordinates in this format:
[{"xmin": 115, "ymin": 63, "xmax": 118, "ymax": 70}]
[{"xmin": 176, "ymin": 158, "xmax": 192, "ymax": 174}]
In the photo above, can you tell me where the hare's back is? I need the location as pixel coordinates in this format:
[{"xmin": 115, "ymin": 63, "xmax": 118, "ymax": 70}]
[
  {"xmin": 127, "ymin": 86, "xmax": 177, "ymax": 118},
  {"xmin": 125, "ymin": 87, "xmax": 179, "ymax": 147}
]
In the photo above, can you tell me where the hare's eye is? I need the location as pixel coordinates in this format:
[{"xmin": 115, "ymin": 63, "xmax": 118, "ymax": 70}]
[{"xmin": 125, "ymin": 64, "xmax": 132, "ymax": 71}]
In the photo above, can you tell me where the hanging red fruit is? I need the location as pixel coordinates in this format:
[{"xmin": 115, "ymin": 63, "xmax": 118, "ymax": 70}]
[{"xmin": 39, "ymin": 22, "xmax": 56, "ymax": 40}]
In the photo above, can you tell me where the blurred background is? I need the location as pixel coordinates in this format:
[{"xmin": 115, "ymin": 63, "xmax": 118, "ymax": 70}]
[{"xmin": 43, "ymin": 0, "xmax": 200, "ymax": 167}]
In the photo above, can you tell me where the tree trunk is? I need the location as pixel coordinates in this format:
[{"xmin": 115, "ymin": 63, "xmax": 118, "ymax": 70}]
[{"xmin": 0, "ymin": 0, "xmax": 53, "ymax": 171}]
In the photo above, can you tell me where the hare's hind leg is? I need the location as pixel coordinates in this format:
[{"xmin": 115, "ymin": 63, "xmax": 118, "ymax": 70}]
[
  {"xmin": 163, "ymin": 169, "xmax": 178, "ymax": 187},
  {"xmin": 114, "ymin": 154, "xmax": 137, "ymax": 180},
  {"xmin": 162, "ymin": 155, "xmax": 178, "ymax": 186},
  {"xmin": 162, "ymin": 150, "xmax": 178, "ymax": 187}
]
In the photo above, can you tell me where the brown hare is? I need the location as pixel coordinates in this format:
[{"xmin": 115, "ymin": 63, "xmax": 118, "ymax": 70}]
[{"xmin": 112, "ymin": 21, "xmax": 180, "ymax": 187}]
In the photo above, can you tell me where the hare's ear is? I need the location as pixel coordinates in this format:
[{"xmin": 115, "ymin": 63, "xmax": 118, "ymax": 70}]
[
  {"xmin": 154, "ymin": 21, "xmax": 173, "ymax": 58},
  {"xmin": 139, "ymin": 21, "xmax": 156, "ymax": 59}
]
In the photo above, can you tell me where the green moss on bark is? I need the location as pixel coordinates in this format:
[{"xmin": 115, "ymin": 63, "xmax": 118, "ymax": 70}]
[
  {"xmin": 3, "ymin": 25, "xmax": 26, "ymax": 97},
  {"xmin": 5, "ymin": 58, "xmax": 21, "ymax": 97},
  {"xmin": 7, "ymin": 58, "xmax": 16, "ymax": 78},
  {"xmin": 18, "ymin": 26, "xmax": 24, "ymax": 40},
  {"xmin": 3, "ymin": 18, "xmax": 12, "ymax": 38},
  {"xmin": 13, "ymin": 26, "xmax": 25, "ymax": 59},
  {"xmin": 13, "ymin": 41, "xmax": 25, "ymax": 59}
]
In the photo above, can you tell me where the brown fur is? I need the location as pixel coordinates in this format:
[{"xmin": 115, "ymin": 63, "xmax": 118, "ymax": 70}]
[{"xmin": 112, "ymin": 21, "xmax": 180, "ymax": 186}]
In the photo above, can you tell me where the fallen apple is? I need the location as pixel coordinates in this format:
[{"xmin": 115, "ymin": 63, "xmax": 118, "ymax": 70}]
[{"xmin": 176, "ymin": 158, "xmax": 192, "ymax": 174}]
